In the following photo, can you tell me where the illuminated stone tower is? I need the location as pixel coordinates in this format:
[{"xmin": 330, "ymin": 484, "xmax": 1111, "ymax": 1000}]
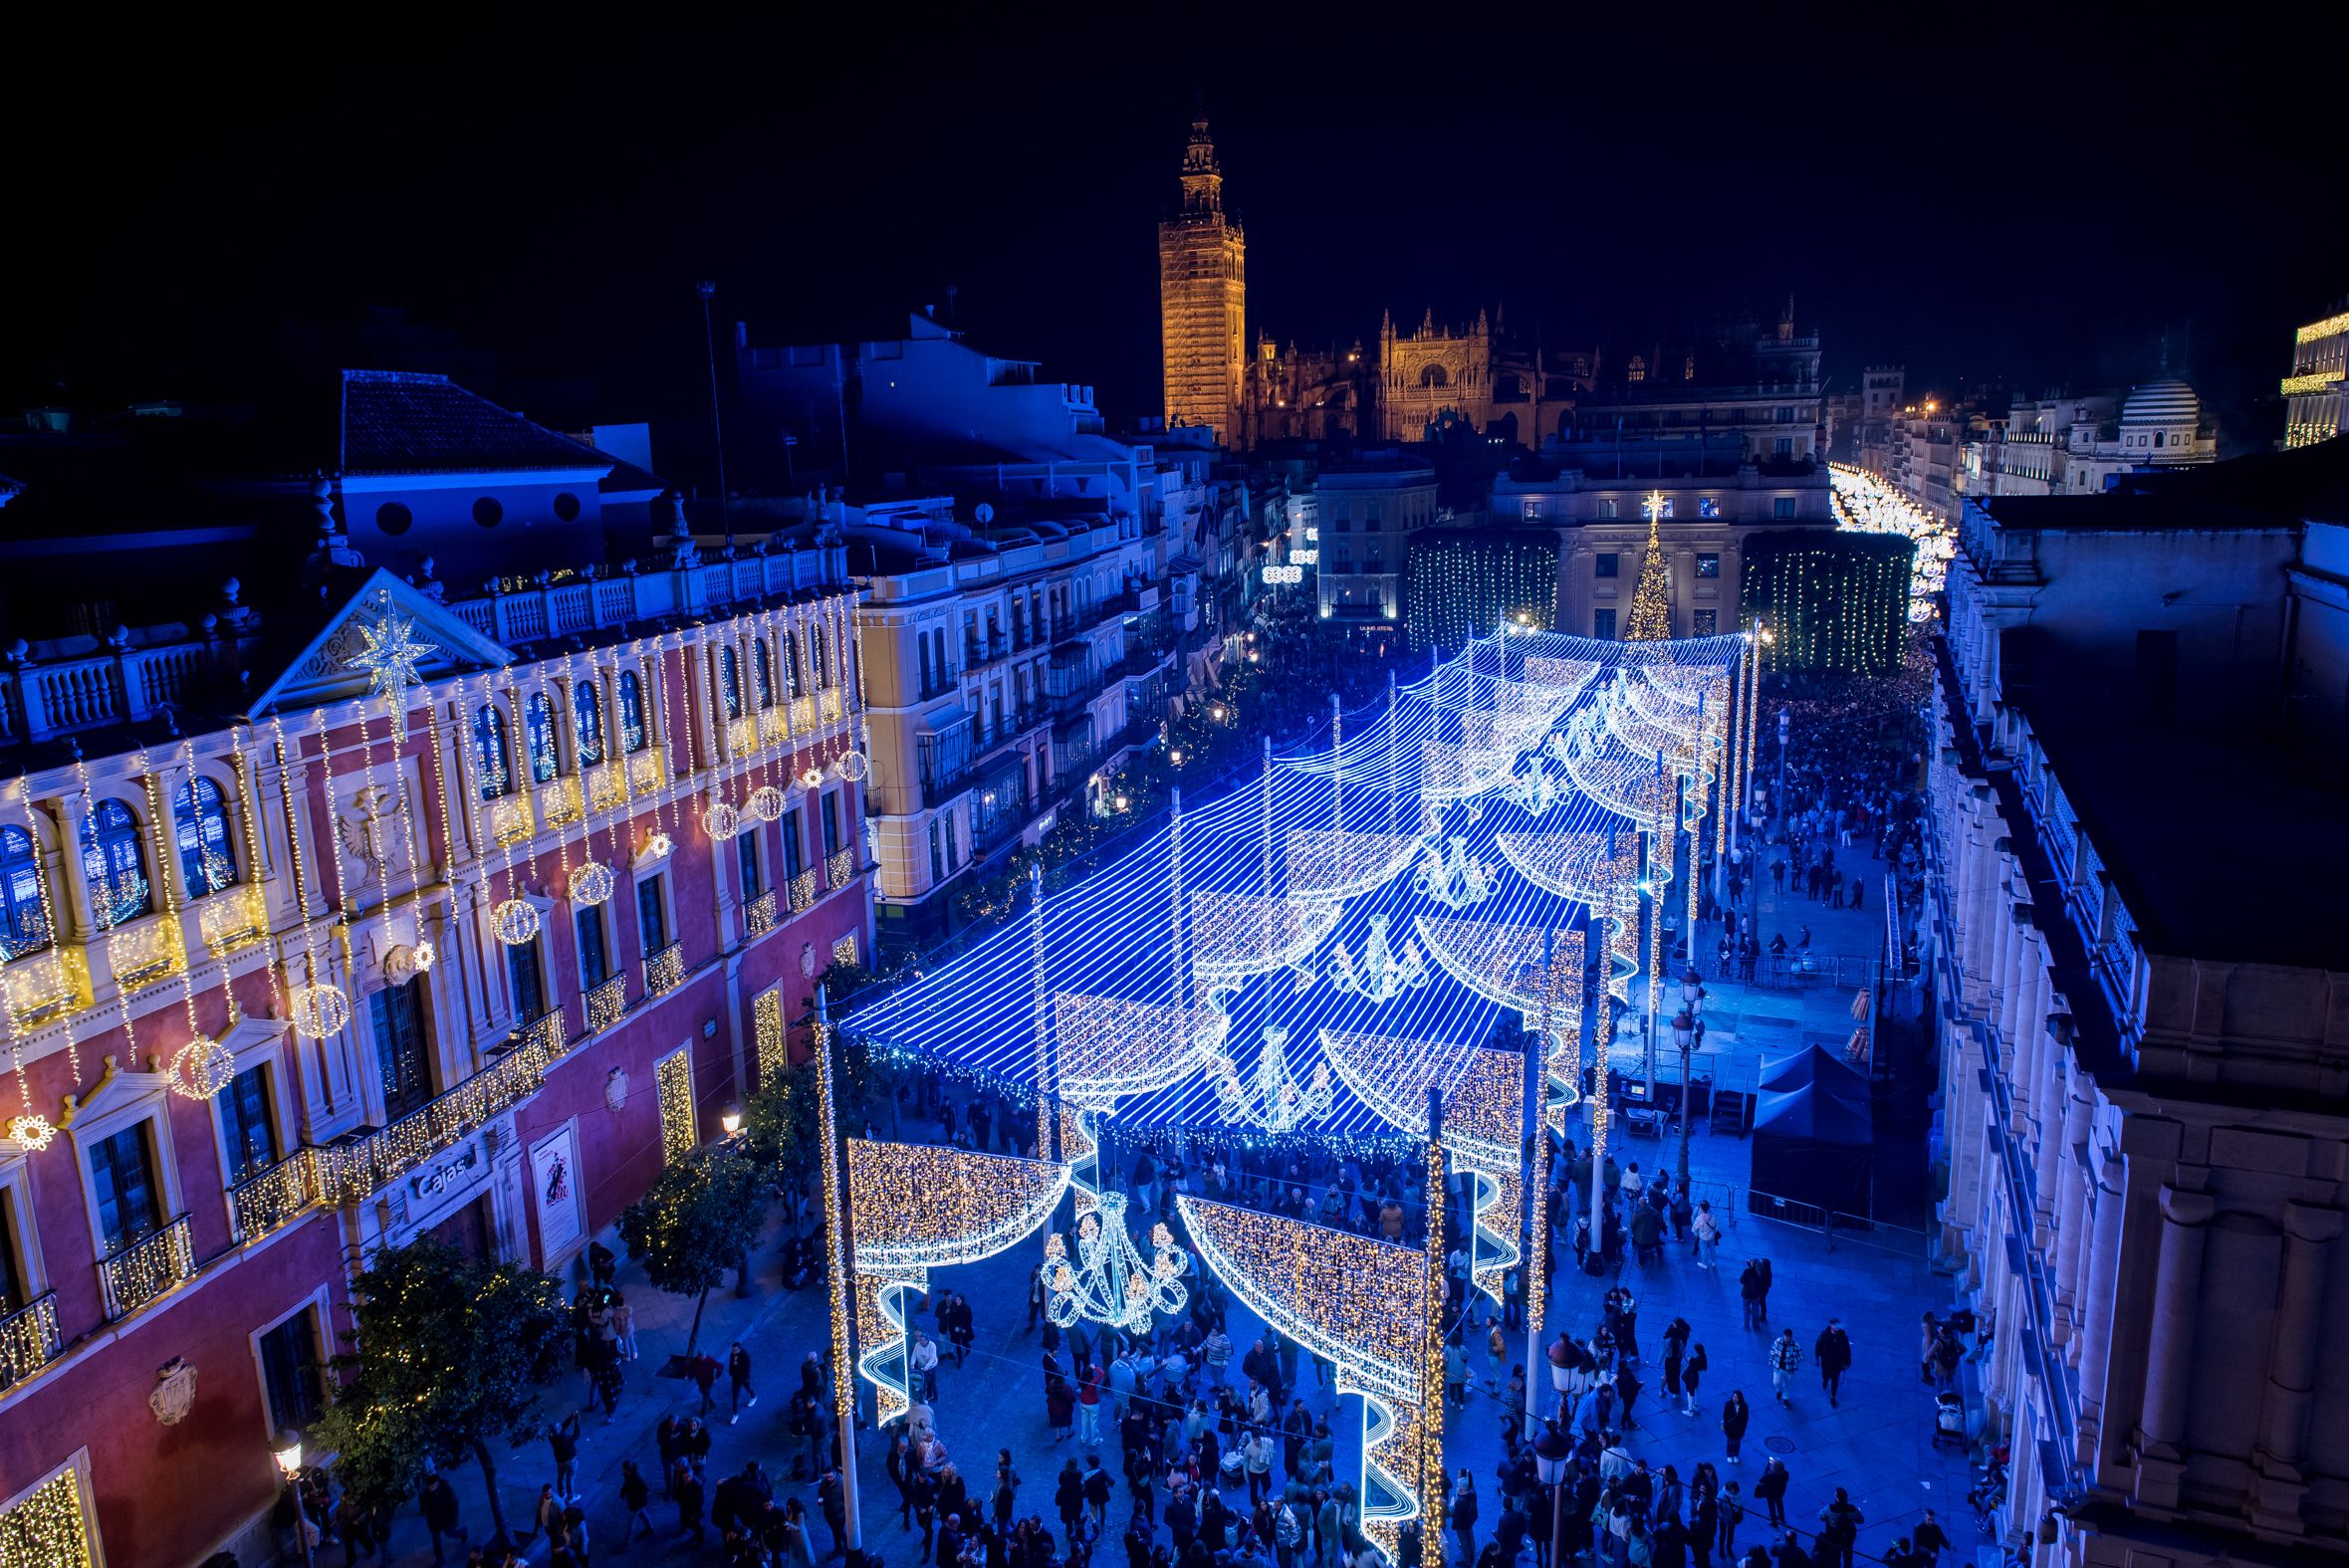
[{"xmin": 1158, "ymin": 113, "xmax": 1246, "ymax": 443}]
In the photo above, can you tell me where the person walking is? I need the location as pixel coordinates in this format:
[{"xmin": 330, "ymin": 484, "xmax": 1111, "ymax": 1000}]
[
  {"xmin": 1738, "ymin": 1261, "xmax": 1765, "ymax": 1330},
  {"xmin": 1078, "ymin": 1356, "xmax": 1106, "ymax": 1446},
  {"xmin": 549, "ymin": 1411, "xmax": 582, "ymax": 1502},
  {"xmin": 1692, "ymin": 1203, "xmax": 1721, "ymax": 1270},
  {"xmin": 1450, "ymin": 1468, "xmax": 1479, "ymax": 1563},
  {"xmin": 1753, "ymin": 1458, "xmax": 1790, "ymax": 1531},
  {"xmin": 729, "ymin": 1341, "xmax": 760, "ymax": 1423},
  {"xmin": 674, "ymin": 1456, "xmax": 707, "ymax": 1543},
  {"xmin": 418, "ymin": 1473, "xmax": 464, "ymax": 1565},
  {"xmin": 615, "ymin": 1458, "xmax": 652, "ymax": 1547},
  {"xmin": 1720, "ymin": 1390, "xmax": 1749, "ymax": 1464},
  {"xmin": 1768, "ymin": 1331, "xmax": 1801, "ymax": 1407},
  {"xmin": 1717, "ymin": 1482, "xmax": 1744, "ymax": 1562},
  {"xmin": 1814, "ymin": 1320, "xmax": 1852, "ymax": 1409},
  {"xmin": 1814, "ymin": 1488, "xmax": 1863, "ymax": 1568},
  {"xmin": 1910, "ymin": 1509, "xmax": 1949, "ymax": 1568},
  {"xmin": 1682, "ymin": 1342, "xmax": 1708, "ymax": 1417}
]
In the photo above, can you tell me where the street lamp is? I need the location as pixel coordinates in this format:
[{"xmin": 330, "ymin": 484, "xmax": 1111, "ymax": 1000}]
[
  {"xmin": 721, "ymin": 1103, "xmax": 744, "ymax": 1138},
  {"xmin": 1775, "ymin": 706, "xmax": 1790, "ymax": 824},
  {"xmin": 1532, "ymin": 1419, "xmax": 1572, "ymax": 1568},
  {"xmin": 275, "ymin": 1431, "xmax": 315, "ymax": 1568}
]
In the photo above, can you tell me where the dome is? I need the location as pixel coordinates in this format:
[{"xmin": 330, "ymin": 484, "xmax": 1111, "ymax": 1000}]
[{"xmin": 2122, "ymin": 377, "xmax": 2200, "ymax": 427}]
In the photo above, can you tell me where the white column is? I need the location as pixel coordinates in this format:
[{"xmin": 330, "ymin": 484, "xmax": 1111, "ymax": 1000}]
[{"xmin": 2139, "ymin": 1182, "xmax": 2216, "ymax": 1459}]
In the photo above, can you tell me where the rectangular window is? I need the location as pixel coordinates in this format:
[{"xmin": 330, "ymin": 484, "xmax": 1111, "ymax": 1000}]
[
  {"xmin": 1694, "ymin": 609, "xmax": 1718, "ymax": 635},
  {"xmin": 88, "ymin": 1124, "xmax": 161, "ymax": 1252},
  {"xmin": 1522, "ymin": 501, "xmax": 1542, "ymax": 521},
  {"xmin": 943, "ymin": 811, "xmax": 960, "ymax": 870},
  {"xmin": 737, "ymin": 830, "xmax": 763, "ymax": 902},
  {"xmin": 369, "ymin": 979, "xmax": 433, "ymax": 1121},
  {"xmin": 1772, "ymin": 497, "xmax": 1795, "ymax": 518},
  {"xmin": 217, "ymin": 1064, "xmax": 278, "ymax": 1186},
  {"xmin": 822, "ymin": 792, "xmax": 841, "ymax": 856},
  {"xmin": 1695, "ymin": 554, "xmax": 1720, "ymax": 579},
  {"xmin": 637, "ymin": 876, "xmax": 668, "ymax": 953},
  {"xmin": 783, "ymin": 808, "xmax": 805, "ymax": 879},
  {"xmin": 1773, "ymin": 437, "xmax": 1794, "ymax": 457},
  {"xmin": 258, "ymin": 1308, "xmax": 324, "ymax": 1434},
  {"xmin": 508, "ymin": 939, "xmax": 546, "ymax": 1024},
  {"xmin": 929, "ymin": 820, "xmax": 946, "ymax": 883},
  {"xmin": 1598, "ymin": 499, "xmax": 1618, "ymax": 519},
  {"xmin": 1594, "ymin": 554, "xmax": 1619, "ymax": 578},
  {"xmin": 1593, "ymin": 609, "xmax": 1616, "ymax": 640},
  {"xmin": 1698, "ymin": 497, "xmax": 1720, "ymax": 518},
  {"xmin": 575, "ymin": 908, "xmax": 609, "ymax": 989}
]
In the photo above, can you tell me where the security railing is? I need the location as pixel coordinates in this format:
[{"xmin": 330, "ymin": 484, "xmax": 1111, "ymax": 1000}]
[
  {"xmin": 644, "ymin": 941, "xmax": 685, "ymax": 998},
  {"xmin": 745, "ymin": 888, "xmax": 780, "ymax": 938},
  {"xmin": 315, "ymin": 1037, "xmax": 552, "ymax": 1206},
  {"xmin": 585, "ymin": 971, "xmax": 629, "ymax": 1032},
  {"xmin": 826, "ymin": 848, "xmax": 858, "ymax": 890},
  {"xmin": 517, "ymin": 1007, "xmax": 566, "ymax": 1060},
  {"xmin": 229, "ymin": 1151, "xmax": 319, "ymax": 1243},
  {"xmin": 0, "ymin": 1291, "xmax": 61, "ymax": 1391},
  {"xmin": 788, "ymin": 868, "xmax": 821, "ymax": 913},
  {"xmin": 97, "ymin": 1215, "xmax": 195, "ymax": 1321}
]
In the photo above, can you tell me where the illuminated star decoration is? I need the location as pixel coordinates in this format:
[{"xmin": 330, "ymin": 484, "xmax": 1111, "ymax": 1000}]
[{"xmin": 349, "ymin": 590, "xmax": 434, "ymax": 742}]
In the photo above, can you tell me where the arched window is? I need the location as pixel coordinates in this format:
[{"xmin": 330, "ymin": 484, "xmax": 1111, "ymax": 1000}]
[
  {"xmin": 1420, "ymin": 363, "xmax": 1449, "ymax": 388},
  {"xmin": 781, "ymin": 633, "xmax": 802, "ymax": 698},
  {"xmin": 80, "ymin": 798, "xmax": 152, "ymax": 927},
  {"xmin": 526, "ymin": 694, "xmax": 560, "ymax": 784},
  {"xmin": 753, "ymin": 640, "xmax": 775, "ymax": 709},
  {"xmin": 573, "ymin": 680, "xmax": 604, "ymax": 766},
  {"xmin": 811, "ymin": 625, "xmax": 829, "ymax": 689},
  {"xmin": 618, "ymin": 670, "xmax": 648, "ymax": 753},
  {"xmin": 474, "ymin": 705, "xmax": 514, "ymax": 799},
  {"xmin": 0, "ymin": 825, "xmax": 51, "ymax": 956},
  {"xmin": 173, "ymin": 777, "xmax": 238, "ymax": 896},
  {"xmin": 719, "ymin": 646, "xmax": 743, "ymax": 719}
]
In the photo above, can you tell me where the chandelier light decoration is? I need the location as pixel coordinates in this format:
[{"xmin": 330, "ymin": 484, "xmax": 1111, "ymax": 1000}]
[
  {"xmin": 1045, "ymin": 1190, "xmax": 1188, "ymax": 1334},
  {"xmin": 1414, "ymin": 834, "xmax": 1497, "ymax": 910},
  {"xmin": 1326, "ymin": 916, "xmax": 1429, "ymax": 1005},
  {"xmin": 1216, "ymin": 1024, "xmax": 1334, "ymax": 1132}
]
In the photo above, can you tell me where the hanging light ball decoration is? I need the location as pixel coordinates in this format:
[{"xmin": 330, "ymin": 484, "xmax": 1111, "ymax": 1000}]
[
  {"xmin": 572, "ymin": 860, "xmax": 616, "ymax": 906},
  {"xmin": 799, "ymin": 766, "xmax": 824, "ymax": 790},
  {"xmin": 6, "ymin": 1113, "xmax": 56, "ymax": 1153},
  {"xmin": 169, "ymin": 1036, "xmax": 238, "ymax": 1100},
  {"xmin": 749, "ymin": 784, "xmax": 787, "ymax": 822},
  {"xmin": 702, "ymin": 800, "xmax": 741, "ymax": 840},
  {"xmin": 835, "ymin": 749, "xmax": 869, "ymax": 784},
  {"xmin": 493, "ymin": 898, "xmax": 542, "ymax": 947},
  {"xmin": 290, "ymin": 982, "xmax": 352, "ymax": 1041}
]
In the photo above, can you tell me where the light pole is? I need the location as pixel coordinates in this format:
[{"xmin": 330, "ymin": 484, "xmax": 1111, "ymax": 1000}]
[
  {"xmin": 1532, "ymin": 1419, "xmax": 1572, "ymax": 1568},
  {"xmin": 1674, "ymin": 968, "xmax": 1704, "ymax": 1187},
  {"xmin": 274, "ymin": 1431, "xmax": 315, "ymax": 1568},
  {"xmin": 1774, "ymin": 705, "xmax": 1790, "ymax": 834}
]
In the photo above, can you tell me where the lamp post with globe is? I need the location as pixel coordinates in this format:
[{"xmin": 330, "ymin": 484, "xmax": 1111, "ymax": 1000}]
[
  {"xmin": 1532, "ymin": 1418, "xmax": 1573, "ymax": 1568},
  {"xmin": 275, "ymin": 1431, "xmax": 315, "ymax": 1568},
  {"xmin": 1673, "ymin": 966, "xmax": 1705, "ymax": 1187}
]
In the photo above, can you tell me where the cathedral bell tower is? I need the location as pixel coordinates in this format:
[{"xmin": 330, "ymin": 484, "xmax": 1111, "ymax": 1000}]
[{"xmin": 1158, "ymin": 112, "xmax": 1247, "ymax": 444}]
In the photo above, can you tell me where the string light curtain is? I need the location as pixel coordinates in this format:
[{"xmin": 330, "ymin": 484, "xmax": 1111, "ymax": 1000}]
[{"xmin": 1738, "ymin": 531, "xmax": 1913, "ymax": 675}]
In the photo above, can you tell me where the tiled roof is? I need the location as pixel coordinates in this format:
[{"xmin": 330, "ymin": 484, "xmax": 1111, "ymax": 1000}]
[{"xmin": 339, "ymin": 369, "xmax": 614, "ymax": 476}]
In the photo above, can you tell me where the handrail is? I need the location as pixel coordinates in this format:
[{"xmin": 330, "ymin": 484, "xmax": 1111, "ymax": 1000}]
[
  {"xmin": 97, "ymin": 1214, "xmax": 195, "ymax": 1321},
  {"xmin": 644, "ymin": 941, "xmax": 686, "ymax": 998},
  {"xmin": 745, "ymin": 887, "xmax": 780, "ymax": 938},
  {"xmin": 317, "ymin": 1038, "xmax": 552, "ymax": 1206},
  {"xmin": 585, "ymin": 971, "xmax": 629, "ymax": 1032},
  {"xmin": 229, "ymin": 1151, "xmax": 320, "ymax": 1243},
  {"xmin": 0, "ymin": 1291, "xmax": 62, "ymax": 1390}
]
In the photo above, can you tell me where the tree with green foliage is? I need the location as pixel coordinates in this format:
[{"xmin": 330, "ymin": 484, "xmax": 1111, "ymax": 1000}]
[
  {"xmin": 618, "ymin": 1145, "xmax": 767, "ymax": 1356},
  {"xmin": 744, "ymin": 1060, "xmax": 821, "ymax": 1232},
  {"xmin": 310, "ymin": 1236, "xmax": 568, "ymax": 1551}
]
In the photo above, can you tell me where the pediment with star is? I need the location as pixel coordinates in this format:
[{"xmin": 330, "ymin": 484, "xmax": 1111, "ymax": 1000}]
[{"xmin": 243, "ymin": 568, "xmax": 516, "ymax": 722}]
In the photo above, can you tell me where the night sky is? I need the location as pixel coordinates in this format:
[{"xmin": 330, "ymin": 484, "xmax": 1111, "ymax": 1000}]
[{"xmin": 4, "ymin": 19, "xmax": 2323, "ymax": 455}]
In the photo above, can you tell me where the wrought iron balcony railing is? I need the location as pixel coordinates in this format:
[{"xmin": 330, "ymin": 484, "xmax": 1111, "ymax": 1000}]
[
  {"xmin": 229, "ymin": 1151, "xmax": 319, "ymax": 1243},
  {"xmin": 315, "ymin": 1037, "xmax": 553, "ymax": 1206},
  {"xmin": 0, "ymin": 1291, "xmax": 61, "ymax": 1392},
  {"xmin": 97, "ymin": 1215, "xmax": 195, "ymax": 1321},
  {"xmin": 787, "ymin": 868, "xmax": 821, "ymax": 913},
  {"xmin": 585, "ymin": 971, "xmax": 629, "ymax": 1032},
  {"xmin": 745, "ymin": 888, "xmax": 780, "ymax": 938},
  {"xmin": 644, "ymin": 941, "xmax": 685, "ymax": 998},
  {"xmin": 825, "ymin": 848, "xmax": 858, "ymax": 890}
]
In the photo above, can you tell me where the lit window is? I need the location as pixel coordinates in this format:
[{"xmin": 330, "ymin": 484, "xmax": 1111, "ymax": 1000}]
[
  {"xmin": 573, "ymin": 681, "xmax": 604, "ymax": 766},
  {"xmin": 172, "ymin": 778, "xmax": 238, "ymax": 896},
  {"xmin": 0, "ymin": 825, "xmax": 51, "ymax": 956},
  {"xmin": 1598, "ymin": 499, "xmax": 1618, "ymax": 519},
  {"xmin": 1698, "ymin": 497, "xmax": 1720, "ymax": 518},
  {"xmin": 526, "ymin": 694, "xmax": 560, "ymax": 783},
  {"xmin": 80, "ymin": 799, "xmax": 151, "ymax": 926},
  {"xmin": 719, "ymin": 646, "xmax": 744, "ymax": 718},
  {"xmin": 753, "ymin": 641, "xmax": 775, "ymax": 708},
  {"xmin": 474, "ymin": 706, "xmax": 515, "ymax": 799},
  {"xmin": 618, "ymin": 670, "xmax": 648, "ymax": 753},
  {"xmin": 1695, "ymin": 554, "xmax": 1720, "ymax": 579}
]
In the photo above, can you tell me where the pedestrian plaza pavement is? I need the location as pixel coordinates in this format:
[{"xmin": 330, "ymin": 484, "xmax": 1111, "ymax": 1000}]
[{"xmin": 357, "ymin": 833, "xmax": 1964, "ymax": 1568}]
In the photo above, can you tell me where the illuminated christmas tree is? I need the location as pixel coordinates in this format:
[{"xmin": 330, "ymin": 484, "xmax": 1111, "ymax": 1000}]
[{"xmin": 1623, "ymin": 491, "xmax": 1674, "ymax": 641}]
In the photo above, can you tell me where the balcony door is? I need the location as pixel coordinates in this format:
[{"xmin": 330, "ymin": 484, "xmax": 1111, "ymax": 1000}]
[
  {"xmin": 369, "ymin": 979, "xmax": 434, "ymax": 1122},
  {"xmin": 88, "ymin": 1124, "xmax": 162, "ymax": 1254}
]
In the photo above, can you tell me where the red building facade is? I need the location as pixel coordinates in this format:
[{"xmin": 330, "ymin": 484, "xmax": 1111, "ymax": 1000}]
[{"xmin": 0, "ymin": 560, "xmax": 872, "ymax": 1565}]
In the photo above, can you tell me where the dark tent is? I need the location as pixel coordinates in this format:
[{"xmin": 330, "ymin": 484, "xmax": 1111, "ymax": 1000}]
[{"xmin": 1748, "ymin": 1046, "xmax": 1874, "ymax": 1220}]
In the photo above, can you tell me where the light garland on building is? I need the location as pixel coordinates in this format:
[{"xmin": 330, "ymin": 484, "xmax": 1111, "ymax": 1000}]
[
  {"xmin": 272, "ymin": 716, "xmax": 350, "ymax": 1042},
  {"xmin": 0, "ymin": 1460, "xmax": 95, "ymax": 1566},
  {"xmin": 144, "ymin": 755, "xmax": 230, "ymax": 1101}
]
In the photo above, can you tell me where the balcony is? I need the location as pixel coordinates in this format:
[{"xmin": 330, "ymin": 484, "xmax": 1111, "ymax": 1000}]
[
  {"xmin": 0, "ymin": 1292, "xmax": 61, "ymax": 1392},
  {"xmin": 626, "ymin": 750, "xmax": 667, "ymax": 794},
  {"xmin": 963, "ymin": 634, "xmax": 1009, "ymax": 669},
  {"xmin": 490, "ymin": 791, "xmax": 535, "ymax": 846},
  {"xmin": 826, "ymin": 848, "xmax": 858, "ymax": 890},
  {"xmin": 585, "ymin": 763, "xmax": 629, "ymax": 813},
  {"xmin": 316, "ymin": 1037, "xmax": 553, "ymax": 1207},
  {"xmin": 745, "ymin": 887, "xmax": 780, "ymax": 938},
  {"xmin": 537, "ymin": 775, "xmax": 586, "ymax": 829},
  {"xmin": 787, "ymin": 867, "xmax": 821, "ymax": 913},
  {"xmin": 97, "ymin": 1215, "xmax": 195, "ymax": 1321},
  {"xmin": 0, "ymin": 948, "xmax": 91, "ymax": 1028},
  {"xmin": 229, "ymin": 1151, "xmax": 320, "ymax": 1243},
  {"xmin": 585, "ymin": 971, "xmax": 630, "ymax": 1031},
  {"xmin": 644, "ymin": 941, "xmax": 686, "ymax": 998}
]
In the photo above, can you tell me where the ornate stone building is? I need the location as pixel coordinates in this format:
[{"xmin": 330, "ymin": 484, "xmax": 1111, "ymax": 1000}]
[
  {"xmin": 1927, "ymin": 445, "xmax": 2349, "ymax": 1567},
  {"xmin": 1243, "ymin": 336, "xmax": 1370, "ymax": 446},
  {"xmin": 1375, "ymin": 310, "xmax": 1583, "ymax": 445},
  {"xmin": 1157, "ymin": 115, "xmax": 1246, "ymax": 444}
]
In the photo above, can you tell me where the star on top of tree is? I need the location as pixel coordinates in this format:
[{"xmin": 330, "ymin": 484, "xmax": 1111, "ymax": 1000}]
[{"xmin": 348, "ymin": 589, "xmax": 433, "ymax": 740}]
